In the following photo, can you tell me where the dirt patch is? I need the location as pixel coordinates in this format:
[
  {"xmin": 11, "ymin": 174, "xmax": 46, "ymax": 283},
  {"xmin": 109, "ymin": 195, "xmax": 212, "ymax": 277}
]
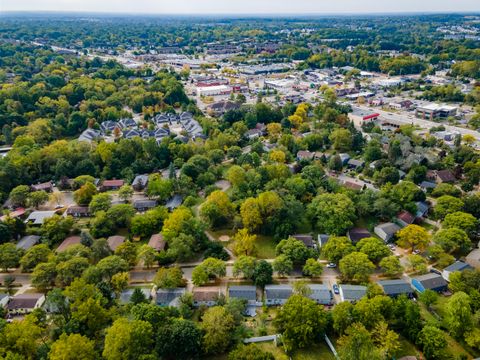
[{"xmin": 219, "ymin": 235, "xmax": 230, "ymax": 242}]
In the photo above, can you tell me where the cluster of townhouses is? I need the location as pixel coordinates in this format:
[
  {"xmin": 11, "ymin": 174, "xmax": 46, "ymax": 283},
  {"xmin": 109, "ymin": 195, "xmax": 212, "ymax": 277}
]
[{"xmin": 78, "ymin": 112, "xmax": 204, "ymax": 143}]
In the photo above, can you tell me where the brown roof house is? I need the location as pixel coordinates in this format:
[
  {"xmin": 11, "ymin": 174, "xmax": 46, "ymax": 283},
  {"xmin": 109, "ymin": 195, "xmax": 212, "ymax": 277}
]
[
  {"xmin": 148, "ymin": 234, "xmax": 166, "ymax": 251},
  {"xmin": 31, "ymin": 181, "xmax": 53, "ymax": 192},
  {"xmin": 66, "ymin": 206, "xmax": 91, "ymax": 217},
  {"xmin": 193, "ymin": 287, "xmax": 221, "ymax": 307},
  {"xmin": 396, "ymin": 210, "xmax": 415, "ymax": 228},
  {"xmin": 435, "ymin": 170, "xmax": 456, "ymax": 183},
  {"xmin": 56, "ymin": 236, "xmax": 81, "ymax": 252},
  {"xmin": 348, "ymin": 228, "xmax": 372, "ymax": 244},
  {"xmin": 101, "ymin": 179, "xmax": 124, "ymax": 191},
  {"xmin": 291, "ymin": 234, "xmax": 316, "ymax": 248},
  {"xmin": 107, "ymin": 235, "xmax": 126, "ymax": 251}
]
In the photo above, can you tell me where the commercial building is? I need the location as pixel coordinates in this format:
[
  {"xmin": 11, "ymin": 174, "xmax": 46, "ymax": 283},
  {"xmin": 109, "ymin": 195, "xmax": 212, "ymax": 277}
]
[{"xmin": 415, "ymin": 104, "xmax": 457, "ymax": 120}]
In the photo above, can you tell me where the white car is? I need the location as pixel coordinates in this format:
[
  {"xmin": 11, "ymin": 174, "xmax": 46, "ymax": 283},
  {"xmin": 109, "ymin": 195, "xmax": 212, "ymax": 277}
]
[{"xmin": 326, "ymin": 263, "xmax": 337, "ymax": 268}]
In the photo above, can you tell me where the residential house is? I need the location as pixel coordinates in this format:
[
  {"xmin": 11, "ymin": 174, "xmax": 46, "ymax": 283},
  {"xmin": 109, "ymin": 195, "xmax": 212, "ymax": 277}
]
[
  {"xmin": 228, "ymin": 285, "xmax": 257, "ymax": 305},
  {"xmin": 25, "ymin": 211, "xmax": 56, "ymax": 226},
  {"xmin": 7, "ymin": 293, "xmax": 45, "ymax": 315},
  {"xmin": 296, "ymin": 150, "xmax": 315, "ymax": 162},
  {"xmin": 308, "ymin": 284, "xmax": 333, "ymax": 305},
  {"xmin": 31, "ymin": 181, "xmax": 53, "ymax": 192},
  {"xmin": 207, "ymin": 100, "xmax": 240, "ymax": 116},
  {"xmin": 107, "ymin": 235, "xmax": 126, "ymax": 252},
  {"xmin": 339, "ymin": 153, "xmax": 351, "ymax": 165},
  {"xmin": 347, "ymin": 159, "xmax": 365, "ymax": 170},
  {"xmin": 435, "ymin": 170, "xmax": 456, "ymax": 183},
  {"xmin": 347, "ymin": 228, "xmax": 372, "ymax": 244},
  {"xmin": 415, "ymin": 201, "xmax": 429, "ymax": 219},
  {"xmin": 265, "ymin": 285, "xmax": 293, "ymax": 306},
  {"xmin": 100, "ymin": 120, "xmax": 119, "ymax": 133},
  {"xmin": 318, "ymin": 234, "xmax": 330, "ymax": 248},
  {"xmin": 0, "ymin": 294, "xmax": 9, "ymax": 308},
  {"xmin": 119, "ymin": 288, "xmax": 151, "ymax": 304},
  {"xmin": 193, "ymin": 287, "xmax": 221, "ymax": 307},
  {"xmin": 16, "ymin": 235, "xmax": 41, "ymax": 251},
  {"xmin": 339, "ymin": 284, "xmax": 367, "ymax": 302},
  {"xmin": 411, "ymin": 273, "xmax": 448, "ymax": 293},
  {"xmin": 374, "ymin": 223, "xmax": 401, "ymax": 242},
  {"xmin": 377, "ymin": 279, "xmax": 414, "ymax": 298},
  {"xmin": 100, "ymin": 179, "xmax": 124, "ymax": 191},
  {"xmin": 78, "ymin": 128, "xmax": 101, "ymax": 142},
  {"xmin": 132, "ymin": 174, "xmax": 149, "ymax": 191},
  {"xmin": 155, "ymin": 288, "xmax": 185, "ymax": 307},
  {"xmin": 118, "ymin": 118, "xmax": 137, "ymax": 129},
  {"xmin": 245, "ymin": 128, "xmax": 263, "ymax": 140},
  {"xmin": 56, "ymin": 236, "xmax": 81, "ymax": 252},
  {"xmin": 442, "ymin": 261, "xmax": 473, "ymax": 281},
  {"xmin": 466, "ymin": 248, "xmax": 480, "ymax": 269},
  {"xmin": 419, "ymin": 181, "xmax": 436, "ymax": 192},
  {"xmin": 291, "ymin": 234, "xmax": 316, "ymax": 248},
  {"xmin": 133, "ymin": 199, "xmax": 157, "ymax": 212},
  {"xmin": 0, "ymin": 207, "xmax": 25, "ymax": 222},
  {"xmin": 66, "ymin": 206, "xmax": 91, "ymax": 217},
  {"xmin": 166, "ymin": 195, "xmax": 183, "ymax": 211},
  {"xmin": 146, "ymin": 234, "xmax": 165, "ymax": 253},
  {"xmin": 396, "ymin": 211, "xmax": 415, "ymax": 227}
]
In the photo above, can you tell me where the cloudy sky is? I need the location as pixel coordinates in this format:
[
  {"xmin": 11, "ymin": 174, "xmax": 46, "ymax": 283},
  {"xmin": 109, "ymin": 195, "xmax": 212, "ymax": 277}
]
[{"xmin": 1, "ymin": 0, "xmax": 479, "ymax": 14}]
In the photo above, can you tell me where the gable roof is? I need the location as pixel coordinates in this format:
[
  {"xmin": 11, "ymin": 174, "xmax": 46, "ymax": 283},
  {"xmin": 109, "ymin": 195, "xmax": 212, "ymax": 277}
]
[
  {"xmin": 156, "ymin": 288, "xmax": 185, "ymax": 306},
  {"xmin": 265, "ymin": 285, "xmax": 293, "ymax": 300},
  {"xmin": 413, "ymin": 273, "xmax": 448, "ymax": 289},
  {"xmin": 308, "ymin": 284, "xmax": 332, "ymax": 302},
  {"xmin": 340, "ymin": 284, "xmax": 367, "ymax": 301},
  {"xmin": 56, "ymin": 236, "xmax": 81, "ymax": 252},
  {"xmin": 7, "ymin": 293, "xmax": 44, "ymax": 310},
  {"xmin": 107, "ymin": 235, "xmax": 126, "ymax": 251},
  {"xmin": 148, "ymin": 234, "xmax": 166, "ymax": 251},
  {"xmin": 443, "ymin": 261, "xmax": 473, "ymax": 273},
  {"xmin": 436, "ymin": 169, "xmax": 456, "ymax": 183},
  {"xmin": 193, "ymin": 287, "xmax": 221, "ymax": 302},
  {"xmin": 25, "ymin": 211, "xmax": 56, "ymax": 225},
  {"xmin": 377, "ymin": 279, "xmax": 413, "ymax": 296},
  {"xmin": 228, "ymin": 285, "xmax": 257, "ymax": 301},
  {"xmin": 397, "ymin": 210, "xmax": 415, "ymax": 225},
  {"xmin": 16, "ymin": 235, "xmax": 41, "ymax": 250}
]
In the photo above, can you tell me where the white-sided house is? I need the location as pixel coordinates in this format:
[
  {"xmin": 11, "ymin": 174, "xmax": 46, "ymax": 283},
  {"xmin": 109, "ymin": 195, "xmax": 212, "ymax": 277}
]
[
  {"xmin": 442, "ymin": 261, "xmax": 473, "ymax": 282},
  {"xmin": 308, "ymin": 284, "xmax": 333, "ymax": 305},
  {"xmin": 7, "ymin": 293, "xmax": 45, "ymax": 315},
  {"xmin": 193, "ymin": 287, "xmax": 221, "ymax": 307},
  {"xmin": 265, "ymin": 285, "xmax": 293, "ymax": 306},
  {"xmin": 228, "ymin": 285, "xmax": 258, "ymax": 305}
]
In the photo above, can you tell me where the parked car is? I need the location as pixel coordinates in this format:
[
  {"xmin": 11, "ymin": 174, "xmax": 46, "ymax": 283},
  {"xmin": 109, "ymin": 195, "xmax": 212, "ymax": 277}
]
[
  {"xmin": 430, "ymin": 268, "xmax": 442, "ymax": 275},
  {"xmin": 333, "ymin": 284, "xmax": 339, "ymax": 295},
  {"xmin": 412, "ymin": 249, "xmax": 420, "ymax": 255}
]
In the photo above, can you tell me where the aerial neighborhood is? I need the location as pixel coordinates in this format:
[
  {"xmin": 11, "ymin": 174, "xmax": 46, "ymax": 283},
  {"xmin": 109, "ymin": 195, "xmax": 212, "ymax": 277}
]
[{"xmin": 0, "ymin": 10, "xmax": 479, "ymax": 360}]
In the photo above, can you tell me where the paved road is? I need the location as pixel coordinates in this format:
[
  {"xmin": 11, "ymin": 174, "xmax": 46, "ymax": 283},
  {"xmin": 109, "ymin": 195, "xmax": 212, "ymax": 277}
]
[{"xmin": 356, "ymin": 105, "xmax": 480, "ymax": 141}]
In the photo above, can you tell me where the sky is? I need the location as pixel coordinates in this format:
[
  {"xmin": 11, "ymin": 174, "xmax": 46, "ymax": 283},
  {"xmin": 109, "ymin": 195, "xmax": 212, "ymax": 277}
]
[{"xmin": 1, "ymin": 0, "xmax": 479, "ymax": 15}]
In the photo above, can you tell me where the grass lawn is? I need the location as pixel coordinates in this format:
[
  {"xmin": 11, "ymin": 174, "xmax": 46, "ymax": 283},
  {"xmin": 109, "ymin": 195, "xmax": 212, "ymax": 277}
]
[
  {"xmin": 289, "ymin": 342, "xmax": 336, "ymax": 360},
  {"xmin": 256, "ymin": 235, "xmax": 277, "ymax": 259},
  {"xmin": 396, "ymin": 336, "xmax": 421, "ymax": 358}
]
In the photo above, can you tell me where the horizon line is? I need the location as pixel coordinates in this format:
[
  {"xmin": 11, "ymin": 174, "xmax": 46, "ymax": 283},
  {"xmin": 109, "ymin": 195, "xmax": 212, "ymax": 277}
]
[{"xmin": 2, "ymin": 10, "xmax": 480, "ymax": 17}]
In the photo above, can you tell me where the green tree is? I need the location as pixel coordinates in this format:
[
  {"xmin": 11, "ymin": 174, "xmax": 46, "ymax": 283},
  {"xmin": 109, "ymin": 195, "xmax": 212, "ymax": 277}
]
[
  {"xmin": 337, "ymin": 323, "xmax": 382, "ymax": 360},
  {"xmin": 434, "ymin": 195, "xmax": 464, "ymax": 220},
  {"xmin": 253, "ymin": 260, "xmax": 273, "ymax": 288},
  {"xmin": 88, "ymin": 193, "xmax": 112, "ymax": 214},
  {"xmin": 153, "ymin": 266, "xmax": 184, "ymax": 289},
  {"xmin": 118, "ymin": 185, "xmax": 134, "ymax": 202},
  {"xmin": 41, "ymin": 214, "xmax": 74, "ymax": 247},
  {"xmin": 55, "ymin": 257, "xmax": 90, "ymax": 287},
  {"xmin": 442, "ymin": 211, "xmax": 478, "ymax": 236},
  {"xmin": 396, "ymin": 224, "xmax": 430, "ymax": 252},
  {"xmin": 115, "ymin": 241, "xmax": 138, "ymax": 266},
  {"xmin": 137, "ymin": 244, "xmax": 157, "ymax": 269},
  {"xmin": 273, "ymin": 255, "xmax": 293, "ymax": 276},
  {"xmin": 379, "ymin": 255, "xmax": 404, "ymax": 277},
  {"xmin": 302, "ymin": 258, "xmax": 323, "ymax": 277},
  {"xmin": 49, "ymin": 333, "xmax": 96, "ymax": 360},
  {"xmin": 419, "ymin": 289, "xmax": 438, "ymax": 309},
  {"xmin": 233, "ymin": 229, "xmax": 257, "ymax": 256},
  {"xmin": 332, "ymin": 301, "xmax": 355, "ymax": 334},
  {"xmin": 200, "ymin": 190, "xmax": 235, "ymax": 229},
  {"xmin": 192, "ymin": 258, "xmax": 226, "ymax": 286},
  {"xmin": 73, "ymin": 182, "xmax": 97, "ymax": 205},
  {"xmin": 233, "ymin": 256, "xmax": 256, "ymax": 279},
  {"xmin": 31, "ymin": 261, "xmax": 56, "ymax": 291},
  {"xmin": 90, "ymin": 211, "xmax": 115, "ymax": 238},
  {"xmin": 9, "ymin": 185, "xmax": 30, "ymax": 207},
  {"xmin": 0, "ymin": 243, "xmax": 21, "ymax": 272},
  {"xmin": 321, "ymin": 236, "xmax": 355, "ymax": 263},
  {"xmin": 103, "ymin": 318, "xmax": 154, "ymax": 360},
  {"xmin": 28, "ymin": 190, "xmax": 49, "ymax": 209},
  {"xmin": 445, "ymin": 291, "xmax": 472, "ymax": 338},
  {"xmin": 330, "ymin": 128, "xmax": 352, "ymax": 151},
  {"xmin": 356, "ymin": 237, "xmax": 390, "ymax": 263},
  {"xmin": 276, "ymin": 237, "xmax": 315, "ymax": 264},
  {"xmin": 111, "ymin": 272, "xmax": 130, "ymax": 297},
  {"xmin": 407, "ymin": 254, "xmax": 428, "ymax": 274},
  {"xmin": 0, "ymin": 315, "xmax": 43, "ymax": 359},
  {"xmin": 130, "ymin": 288, "xmax": 148, "ymax": 305},
  {"xmin": 434, "ymin": 228, "xmax": 471, "ymax": 254},
  {"xmin": 418, "ymin": 325, "xmax": 447, "ymax": 359},
  {"xmin": 201, "ymin": 306, "xmax": 235, "ymax": 354},
  {"xmin": 308, "ymin": 193, "xmax": 356, "ymax": 235},
  {"xmin": 339, "ymin": 252, "xmax": 375, "ymax": 283},
  {"xmin": 274, "ymin": 294, "xmax": 328, "ymax": 351},
  {"xmin": 146, "ymin": 175, "xmax": 173, "ymax": 201},
  {"xmin": 156, "ymin": 319, "xmax": 202, "ymax": 360}
]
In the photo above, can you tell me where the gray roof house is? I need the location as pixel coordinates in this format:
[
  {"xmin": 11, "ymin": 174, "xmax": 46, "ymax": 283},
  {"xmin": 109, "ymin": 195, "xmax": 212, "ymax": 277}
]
[
  {"xmin": 377, "ymin": 279, "xmax": 414, "ymax": 298},
  {"xmin": 133, "ymin": 199, "xmax": 157, "ymax": 212},
  {"xmin": 339, "ymin": 284, "xmax": 367, "ymax": 302},
  {"xmin": 265, "ymin": 285, "xmax": 293, "ymax": 306},
  {"xmin": 132, "ymin": 174, "xmax": 149, "ymax": 190},
  {"xmin": 78, "ymin": 128, "xmax": 101, "ymax": 142},
  {"xmin": 228, "ymin": 285, "xmax": 257, "ymax": 304},
  {"xmin": 374, "ymin": 222, "xmax": 401, "ymax": 242},
  {"xmin": 442, "ymin": 261, "xmax": 473, "ymax": 282},
  {"xmin": 25, "ymin": 211, "xmax": 56, "ymax": 226},
  {"xmin": 16, "ymin": 235, "xmax": 41, "ymax": 250},
  {"xmin": 156, "ymin": 288, "xmax": 185, "ymax": 307},
  {"xmin": 193, "ymin": 287, "xmax": 221, "ymax": 307},
  {"xmin": 120, "ymin": 288, "xmax": 151, "ymax": 304},
  {"xmin": 166, "ymin": 195, "xmax": 183, "ymax": 211},
  {"xmin": 411, "ymin": 273, "xmax": 448, "ymax": 293},
  {"xmin": 308, "ymin": 284, "xmax": 333, "ymax": 305}
]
